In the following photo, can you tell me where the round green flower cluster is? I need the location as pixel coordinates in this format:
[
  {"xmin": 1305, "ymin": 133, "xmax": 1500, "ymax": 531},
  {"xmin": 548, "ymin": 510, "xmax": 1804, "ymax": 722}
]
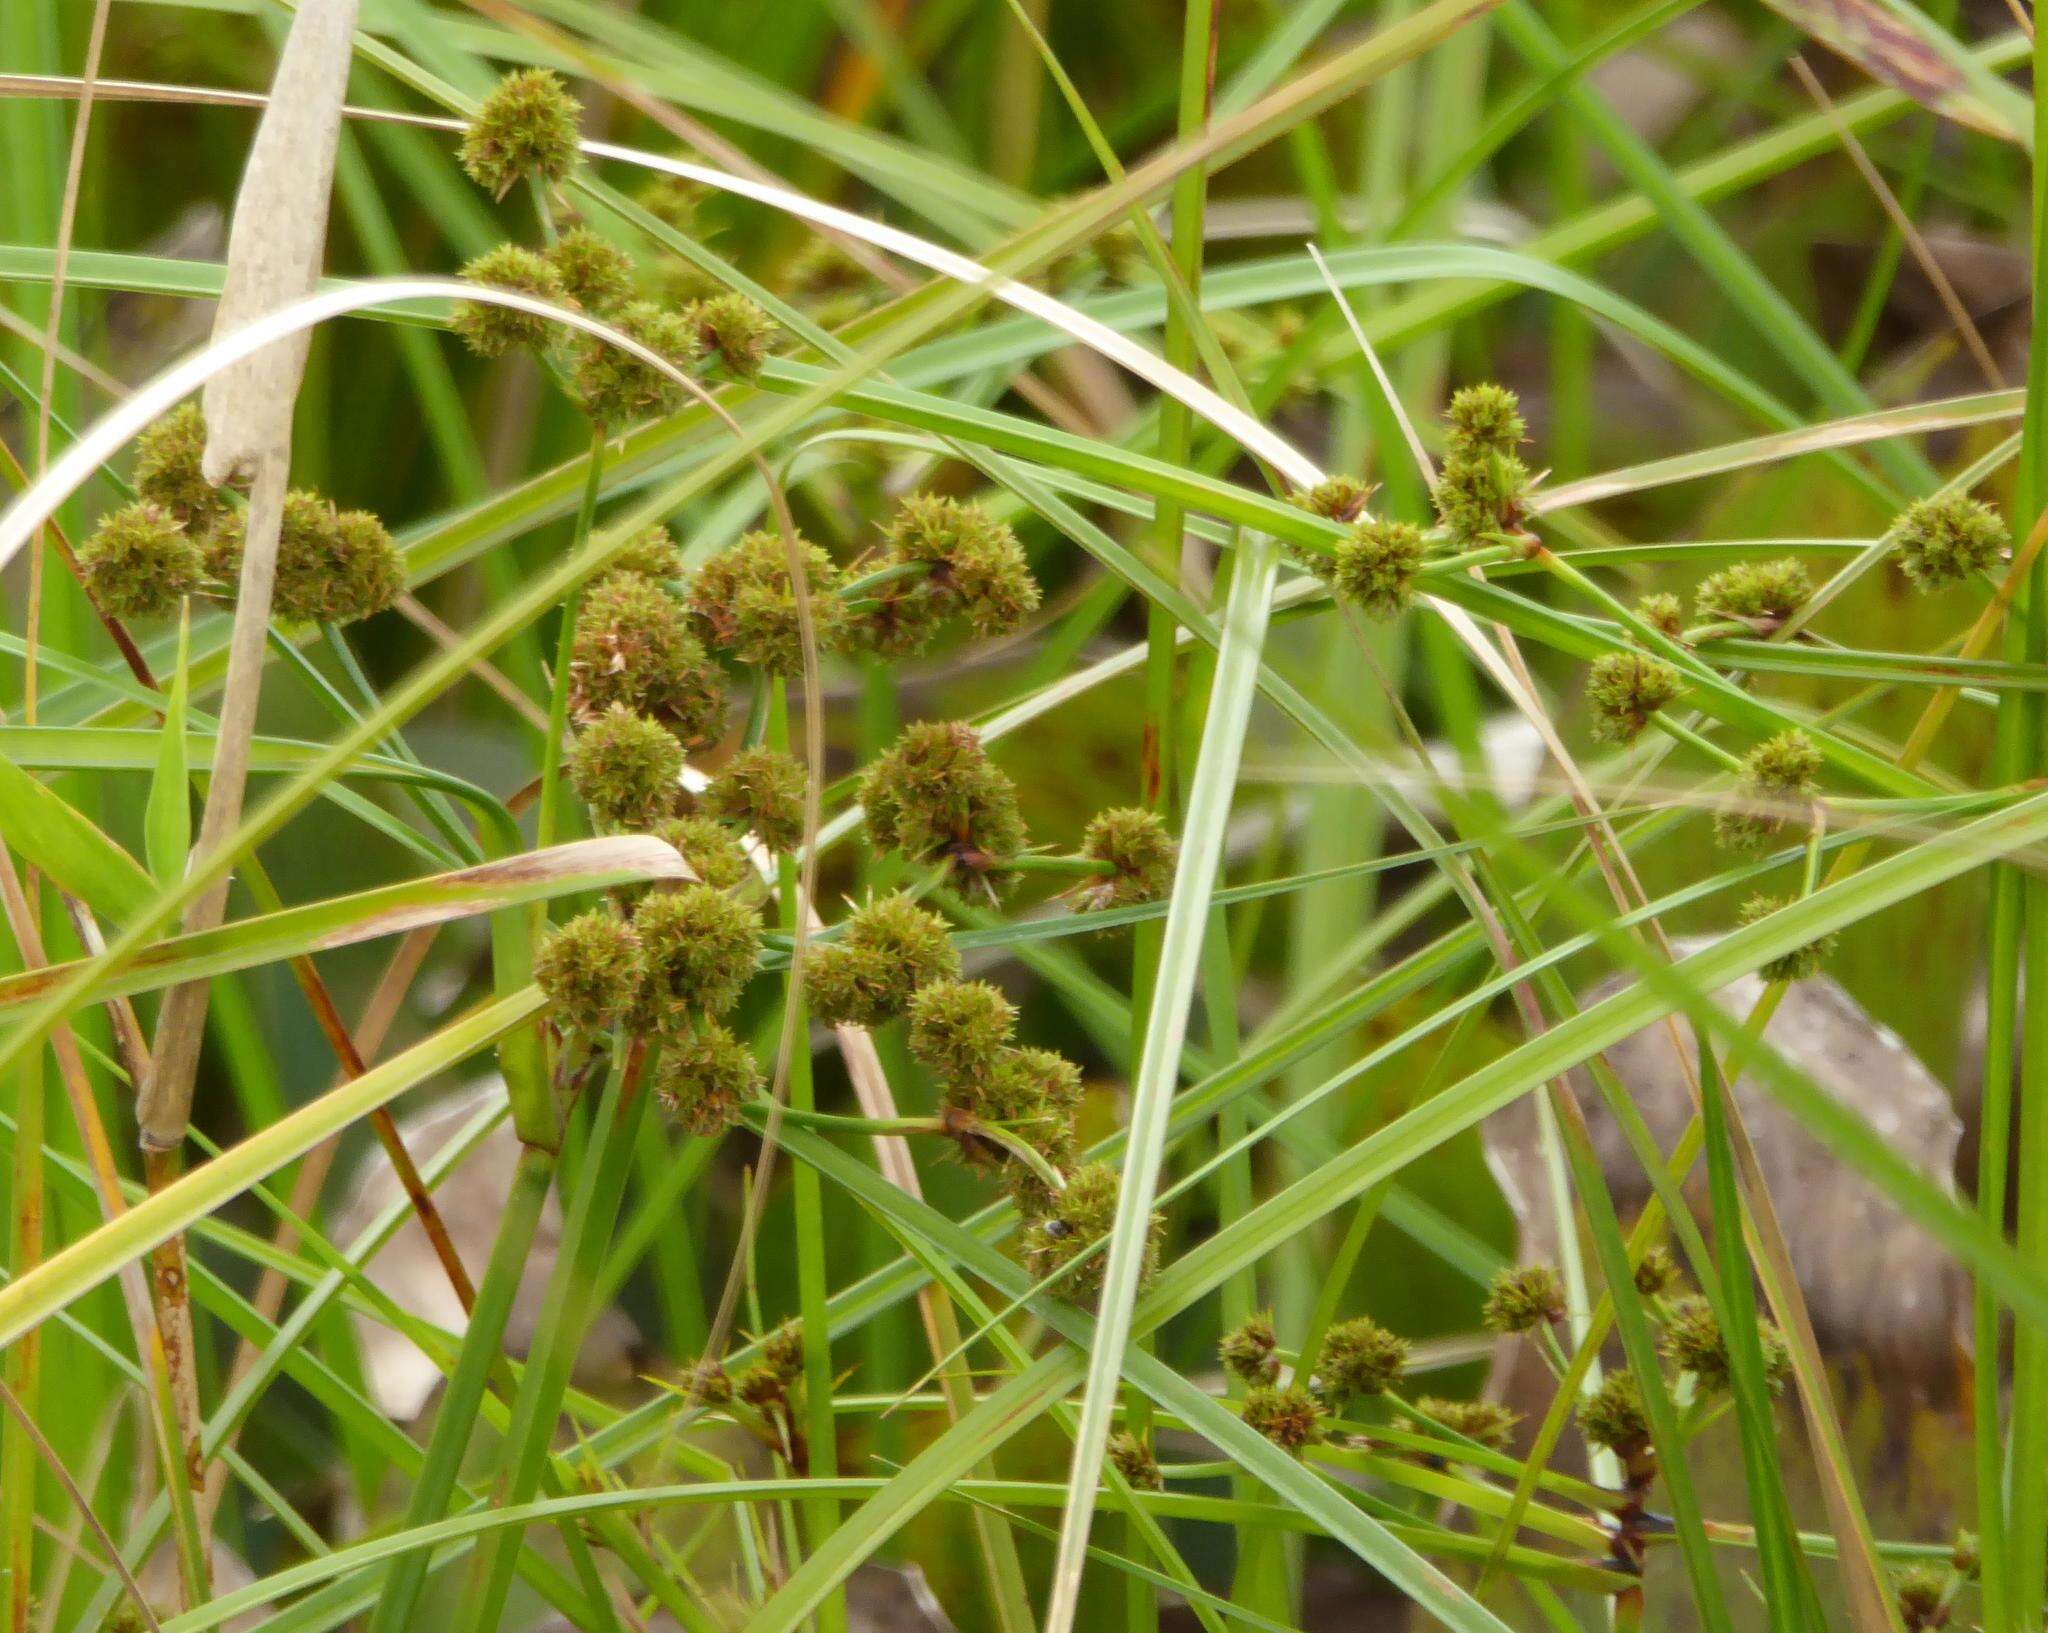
[
  {"xmin": 1315, "ymin": 1316, "xmax": 1409, "ymax": 1411},
  {"xmin": 81, "ymin": 408, "xmax": 404, "ymax": 628},
  {"xmin": 1656, "ymin": 1294, "xmax": 1792, "ymax": 1394},
  {"xmin": 848, "ymin": 495, "xmax": 1042, "ymax": 656},
  {"xmin": 1587, "ymin": 650, "xmax": 1682, "ymax": 744},
  {"xmin": 1415, "ymin": 1396, "xmax": 1520, "ymax": 1451},
  {"xmin": 1894, "ymin": 492, "xmax": 2009, "ymax": 591},
  {"xmin": 1715, "ymin": 728, "xmax": 1823, "ymax": 851},
  {"xmin": 1433, "ymin": 383, "xmax": 1532, "ymax": 546},
  {"xmin": 702, "ymin": 744, "xmax": 808, "ymax": 854},
  {"xmin": 570, "ymin": 568, "xmax": 726, "ymax": 741},
  {"xmin": 1240, "ymin": 1384, "xmax": 1326, "ymax": 1454},
  {"xmin": 1078, "ymin": 806, "xmax": 1176, "ymax": 909},
  {"xmin": 460, "ymin": 68, "xmax": 582, "ymax": 199},
  {"xmin": 806, "ymin": 893, "xmax": 960, "ymax": 1029},
  {"xmin": 1481, "ymin": 1262, "xmax": 1566, "ymax": 1334},
  {"xmin": 860, "ymin": 720, "xmax": 1027, "ymax": 889},
  {"xmin": 451, "ymin": 243, "xmax": 564, "ymax": 356},
  {"xmin": 1738, "ymin": 892, "xmax": 1838, "ymax": 983},
  {"xmin": 688, "ymin": 530, "xmax": 848, "ymax": 675},
  {"xmin": 1694, "ymin": 557, "xmax": 1810, "ymax": 627},
  {"xmin": 1220, "ymin": 1313, "xmax": 1280, "ymax": 1385},
  {"xmin": 1021, "ymin": 1160, "xmax": 1161, "ymax": 1296}
]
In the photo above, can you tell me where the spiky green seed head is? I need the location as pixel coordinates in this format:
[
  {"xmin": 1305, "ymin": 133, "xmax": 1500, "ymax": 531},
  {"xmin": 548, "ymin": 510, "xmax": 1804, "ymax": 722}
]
[
  {"xmin": 570, "ymin": 571, "xmax": 726, "ymax": 741},
  {"xmin": 679, "ymin": 1356, "xmax": 732, "ymax": 1406},
  {"xmin": 1445, "ymin": 383, "xmax": 1526, "ymax": 455},
  {"xmin": 1106, "ymin": 1431, "xmax": 1162, "ymax": 1491},
  {"xmin": 639, "ymin": 175, "xmax": 708, "ymax": 233},
  {"xmin": 684, "ymin": 293, "xmax": 777, "ymax": 379},
  {"xmin": 1327, "ymin": 518, "xmax": 1426, "ymax": 619},
  {"xmin": 572, "ymin": 301, "xmax": 701, "ymax": 427},
  {"xmin": 874, "ymin": 494, "xmax": 1041, "ymax": 642},
  {"xmin": 1241, "ymin": 1385, "xmax": 1326, "ymax": 1454},
  {"xmin": 1416, "ymin": 1396, "xmax": 1520, "ymax": 1451},
  {"xmin": 611, "ymin": 524, "xmax": 686, "ymax": 581},
  {"xmin": 568, "ymin": 705, "xmax": 683, "ymax": 831},
  {"xmin": 1587, "ymin": 650, "xmax": 1682, "ymax": 743},
  {"xmin": 1952, "ymin": 1531, "xmax": 1979, "ymax": 1579},
  {"xmin": 1023, "ymin": 1161, "xmax": 1160, "ymax": 1295},
  {"xmin": 805, "ymin": 893, "xmax": 959, "ymax": 1029},
  {"xmin": 1633, "ymin": 1244, "xmax": 1682, "ymax": 1298},
  {"xmin": 654, "ymin": 1019, "xmax": 760, "ymax": 1135},
  {"xmin": 962, "ymin": 1045, "xmax": 1083, "ymax": 1199},
  {"xmin": 134, "ymin": 403, "xmax": 235, "ymax": 532},
  {"xmin": 687, "ymin": 529, "xmax": 846, "ymax": 674},
  {"xmin": 1483, "ymin": 1263, "xmax": 1567, "ymax": 1334},
  {"xmin": 906, "ymin": 978, "xmax": 1015, "ymax": 1082},
  {"xmin": 702, "ymin": 744, "xmax": 808, "ymax": 854},
  {"xmin": 1635, "ymin": 592, "xmax": 1685, "ymax": 639},
  {"xmin": 209, "ymin": 491, "xmax": 403, "ymax": 624},
  {"xmin": 453, "ymin": 244, "xmax": 564, "ymax": 357},
  {"xmin": 461, "ymin": 68, "xmax": 582, "ymax": 198},
  {"xmin": 1078, "ymin": 806, "xmax": 1177, "ymax": 910},
  {"xmin": 1738, "ymin": 893, "xmax": 1837, "ymax": 983},
  {"xmin": 546, "ymin": 225, "xmax": 634, "ymax": 317},
  {"xmin": 648, "ymin": 814, "xmax": 750, "ymax": 891},
  {"xmin": 859, "ymin": 720, "xmax": 1028, "ymax": 885},
  {"xmin": 1220, "ymin": 1313, "xmax": 1280, "ymax": 1385},
  {"xmin": 761, "ymin": 1318, "xmax": 804, "ymax": 1382},
  {"xmin": 1658, "ymin": 1293, "xmax": 1791, "ymax": 1394},
  {"xmin": 533, "ymin": 909, "xmax": 645, "ymax": 1032},
  {"xmin": 1716, "ymin": 729, "xmax": 1823, "ymax": 850},
  {"xmin": 1297, "ymin": 476, "xmax": 1373, "ymax": 522},
  {"xmin": 1433, "ymin": 446, "xmax": 1531, "ymax": 545},
  {"xmin": 1577, "ymin": 1370, "xmax": 1650, "ymax": 1457},
  {"xmin": 1318, "ymin": 1316, "xmax": 1409, "ymax": 1406},
  {"xmin": 634, "ymin": 883, "xmax": 762, "ymax": 1023},
  {"xmin": 1896, "ymin": 492, "xmax": 2009, "ymax": 591},
  {"xmin": 1694, "ymin": 558, "xmax": 1811, "ymax": 626},
  {"xmin": 77, "ymin": 502, "xmax": 204, "ymax": 620},
  {"xmin": 1893, "ymin": 1564, "xmax": 1950, "ymax": 1632}
]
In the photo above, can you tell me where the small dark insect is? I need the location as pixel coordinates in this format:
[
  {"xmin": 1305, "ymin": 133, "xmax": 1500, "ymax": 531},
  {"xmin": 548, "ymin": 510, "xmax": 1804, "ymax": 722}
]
[{"xmin": 1042, "ymin": 1219, "xmax": 1073, "ymax": 1240}]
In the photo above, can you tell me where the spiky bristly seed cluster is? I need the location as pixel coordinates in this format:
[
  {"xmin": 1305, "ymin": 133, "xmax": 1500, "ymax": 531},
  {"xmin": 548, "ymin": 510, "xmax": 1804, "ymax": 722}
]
[
  {"xmin": 633, "ymin": 884, "xmax": 762, "ymax": 1024},
  {"xmin": 655, "ymin": 1020, "xmax": 760, "ymax": 1135},
  {"xmin": 1079, "ymin": 807, "xmax": 1177, "ymax": 909},
  {"xmin": 453, "ymin": 244, "xmax": 564, "ymax": 357},
  {"xmin": 570, "ymin": 571, "xmax": 726, "ymax": 740},
  {"xmin": 1895, "ymin": 492, "xmax": 2009, "ymax": 590},
  {"xmin": 78, "ymin": 503, "xmax": 204, "ymax": 620},
  {"xmin": 208, "ymin": 490, "xmax": 404, "ymax": 625},
  {"xmin": 679, "ymin": 1356, "xmax": 732, "ymax": 1406},
  {"xmin": 1694, "ymin": 558, "xmax": 1810, "ymax": 627},
  {"xmin": 1483, "ymin": 1263, "xmax": 1567, "ymax": 1333},
  {"xmin": 1715, "ymin": 728, "xmax": 1823, "ymax": 851},
  {"xmin": 703, "ymin": 744, "xmax": 808, "ymax": 854},
  {"xmin": 533, "ymin": 910, "xmax": 645, "ymax": 1032},
  {"xmin": 806, "ymin": 894, "xmax": 960, "ymax": 1028},
  {"xmin": 569, "ymin": 705, "xmax": 683, "ymax": 831},
  {"xmin": 1297, "ymin": 475, "xmax": 1373, "ymax": 522},
  {"xmin": 1416, "ymin": 1397, "xmax": 1519, "ymax": 1451},
  {"xmin": 1023, "ymin": 1161, "xmax": 1161, "ymax": 1296},
  {"xmin": 688, "ymin": 529, "xmax": 847, "ymax": 674},
  {"xmin": 1635, "ymin": 592, "xmax": 1685, "ymax": 639},
  {"xmin": 648, "ymin": 814, "xmax": 751, "ymax": 891},
  {"xmin": 860, "ymin": 720, "xmax": 1028, "ymax": 886},
  {"xmin": 685, "ymin": 293, "xmax": 777, "ymax": 379},
  {"xmin": 135, "ymin": 403, "xmax": 237, "ymax": 532},
  {"xmin": 905, "ymin": 978, "xmax": 1015, "ymax": 1082},
  {"xmin": 1587, "ymin": 651, "xmax": 1682, "ymax": 743},
  {"xmin": 762, "ymin": 1319, "xmax": 805, "ymax": 1382},
  {"xmin": 1577, "ymin": 1370, "xmax": 1651, "ymax": 1460},
  {"xmin": 1106, "ymin": 1432, "xmax": 1162, "ymax": 1491},
  {"xmin": 547, "ymin": 226, "xmax": 634, "ymax": 316},
  {"xmin": 851, "ymin": 495, "xmax": 1042, "ymax": 655},
  {"xmin": 1220, "ymin": 1314, "xmax": 1280, "ymax": 1386},
  {"xmin": 942, "ymin": 1045, "xmax": 1082, "ymax": 1206},
  {"xmin": 1325, "ymin": 518, "xmax": 1426, "ymax": 619},
  {"xmin": 461, "ymin": 68, "xmax": 582, "ymax": 199},
  {"xmin": 572, "ymin": 301, "xmax": 700, "ymax": 427},
  {"xmin": 1434, "ymin": 384, "xmax": 1531, "ymax": 545},
  {"xmin": 1316, "ymin": 1316, "xmax": 1408, "ymax": 1409},
  {"xmin": 1658, "ymin": 1294, "xmax": 1791, "ymax": 1393},
  {"xmin": 1739, "ymin": 893, "xmax": 1837, "ymax": 983},
  {"xmin": 611, "ymin": 524, "xmax": 686, "ymax": 581},
  {"xmin": 1241, "ymin": 1385, "xmax": 1326, "ymax": 1454}
]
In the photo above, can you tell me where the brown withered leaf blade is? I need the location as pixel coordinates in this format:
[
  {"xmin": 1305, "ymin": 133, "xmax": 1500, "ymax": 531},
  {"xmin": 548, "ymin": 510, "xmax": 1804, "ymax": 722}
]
[{"xmin": 1762, "ymin": 0, "xmax": 2028, "ymax": 145}]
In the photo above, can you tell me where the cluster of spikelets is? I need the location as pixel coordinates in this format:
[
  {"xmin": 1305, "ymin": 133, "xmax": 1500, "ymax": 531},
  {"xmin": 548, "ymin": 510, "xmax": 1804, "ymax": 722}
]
[
  {"xmin": 76, "ymin": 405, "xmax": 403, "ymax": 627},
  {"xmin": 673, "ymin": 1320, "xmax": 814, "ymax": 1468},
  {"xmin": 1891, "ymin": 1534, "xmax": 1979, "ymax": 1633},
  {"xmin": 1214, "ymin": 1308, "xmax": 1412, "ymax": 1458},
  {"xmin": 450, "ymin": 70, "xmax": 780, "ymax": 423}
]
